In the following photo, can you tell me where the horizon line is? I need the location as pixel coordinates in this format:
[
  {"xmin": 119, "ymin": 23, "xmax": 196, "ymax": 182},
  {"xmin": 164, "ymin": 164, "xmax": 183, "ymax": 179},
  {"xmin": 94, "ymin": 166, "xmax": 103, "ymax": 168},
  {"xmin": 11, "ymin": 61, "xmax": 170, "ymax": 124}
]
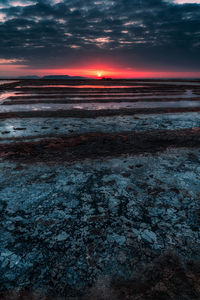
[{"xmin": 1, "ymin": 76, "xmax": 200, "ymax": 80}]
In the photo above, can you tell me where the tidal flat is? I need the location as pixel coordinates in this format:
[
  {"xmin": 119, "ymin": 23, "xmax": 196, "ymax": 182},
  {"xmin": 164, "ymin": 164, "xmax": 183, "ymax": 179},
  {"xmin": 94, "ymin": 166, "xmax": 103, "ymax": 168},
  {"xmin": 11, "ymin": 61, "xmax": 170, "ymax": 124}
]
[{"xmin": 0, "ymin": 79, "xmax": 200, "ymax": 299}]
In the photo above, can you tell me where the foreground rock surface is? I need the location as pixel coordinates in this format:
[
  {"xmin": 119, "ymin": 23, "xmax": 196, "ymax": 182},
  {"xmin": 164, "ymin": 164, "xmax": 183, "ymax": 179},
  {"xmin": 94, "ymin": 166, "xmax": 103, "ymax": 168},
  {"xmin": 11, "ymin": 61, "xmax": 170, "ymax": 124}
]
[
  {"xmin": 0, "ymin": 113, "xmax": 200, "ymax": 142},
  {"xmin": 0, "ymin": 148, "xmax": 200, "ymax": 298}
]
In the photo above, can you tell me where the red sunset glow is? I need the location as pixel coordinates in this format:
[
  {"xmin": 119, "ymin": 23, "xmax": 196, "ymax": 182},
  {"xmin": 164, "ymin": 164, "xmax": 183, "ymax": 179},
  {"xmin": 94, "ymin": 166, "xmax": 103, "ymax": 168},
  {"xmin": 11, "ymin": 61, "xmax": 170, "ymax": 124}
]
[
  {"xmin": 35, "ymin": 67, "xmax": 200, "ymax": 79},
  {"xmin": 1, "ymin": 62, "xmax": 200, "ymax": 79}
]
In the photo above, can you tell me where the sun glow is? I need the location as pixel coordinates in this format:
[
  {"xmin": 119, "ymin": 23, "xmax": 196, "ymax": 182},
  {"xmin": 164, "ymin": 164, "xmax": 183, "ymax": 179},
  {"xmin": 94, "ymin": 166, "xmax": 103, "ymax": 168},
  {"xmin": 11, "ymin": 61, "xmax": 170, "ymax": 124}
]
[
  {"xmin": 97, "ymin": 71, "xmax": 103, "ymax": 78},
  {"xmin": 4, "ymin": 62, "xmax": 200, "ymax": 79}
]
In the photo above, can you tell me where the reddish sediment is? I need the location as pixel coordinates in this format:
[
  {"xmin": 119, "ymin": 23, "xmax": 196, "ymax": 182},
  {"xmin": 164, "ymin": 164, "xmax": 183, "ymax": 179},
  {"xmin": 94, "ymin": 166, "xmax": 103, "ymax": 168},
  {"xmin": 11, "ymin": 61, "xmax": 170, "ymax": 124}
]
[{"xmin": 1, "ymin": 127, "xmax": 200, "ymax": 162}]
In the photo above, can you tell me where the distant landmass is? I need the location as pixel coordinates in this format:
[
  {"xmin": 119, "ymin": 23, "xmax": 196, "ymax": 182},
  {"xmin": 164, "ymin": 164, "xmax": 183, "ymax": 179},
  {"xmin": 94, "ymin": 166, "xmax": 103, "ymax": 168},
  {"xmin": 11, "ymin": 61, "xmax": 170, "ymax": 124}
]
[
  {"xmin": 17, "ymin": 75, "xmax": 89, "ymax": 80},
  {"xmin": 43, "ymin": 75, "xmax": 88, "ymax": 79}
]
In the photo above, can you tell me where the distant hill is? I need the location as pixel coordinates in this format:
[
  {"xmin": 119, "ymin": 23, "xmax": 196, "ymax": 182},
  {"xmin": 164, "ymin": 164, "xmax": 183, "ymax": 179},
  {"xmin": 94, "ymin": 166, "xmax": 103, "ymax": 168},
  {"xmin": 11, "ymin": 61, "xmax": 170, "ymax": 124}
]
[
  {"xmin": 42, "ymin": 75, "xmax": 88, "ymax": 79},
  {"xmin": 16, "ymin": 75, "xmax": 89, "ymax": 80}
]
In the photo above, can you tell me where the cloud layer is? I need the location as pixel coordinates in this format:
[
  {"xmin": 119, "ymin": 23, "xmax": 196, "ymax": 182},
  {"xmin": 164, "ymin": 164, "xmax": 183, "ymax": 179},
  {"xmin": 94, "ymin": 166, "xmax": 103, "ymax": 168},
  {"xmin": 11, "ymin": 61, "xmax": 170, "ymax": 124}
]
[{"xmin": 0, "ymin": 0, "xmax": 200, "ymax": 74}]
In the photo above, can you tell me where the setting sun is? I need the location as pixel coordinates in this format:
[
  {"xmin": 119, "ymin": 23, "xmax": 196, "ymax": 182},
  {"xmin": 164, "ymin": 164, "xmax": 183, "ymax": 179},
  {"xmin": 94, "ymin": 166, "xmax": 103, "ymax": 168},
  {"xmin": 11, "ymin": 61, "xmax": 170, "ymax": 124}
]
[{"xmin": 97, "ymin": 71, "xmax": 103, "ymax": 78}]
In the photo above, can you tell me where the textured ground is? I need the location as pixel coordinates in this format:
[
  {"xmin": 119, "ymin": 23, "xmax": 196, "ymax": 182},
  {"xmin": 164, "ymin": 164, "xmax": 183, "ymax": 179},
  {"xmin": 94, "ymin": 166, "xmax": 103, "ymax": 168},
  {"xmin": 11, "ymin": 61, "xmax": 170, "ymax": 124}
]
[
  {"xmin": 0, "ymin": 149, "xmax": 200, "ymax": 298},
  {"xmin": 0, "ymin": 113, "xmax": 200, "ymax": 143},
  {"xmin": 0, "ymin": 80, "xmax": 200, "ymax": 299}
]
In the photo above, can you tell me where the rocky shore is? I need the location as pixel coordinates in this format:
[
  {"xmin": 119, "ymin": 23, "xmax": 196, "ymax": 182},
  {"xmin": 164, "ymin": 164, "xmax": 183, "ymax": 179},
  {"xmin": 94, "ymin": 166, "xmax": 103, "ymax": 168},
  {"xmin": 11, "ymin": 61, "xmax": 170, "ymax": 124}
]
[{"xmin": 0, "ymin": 80, "xmax": 200, "ymax": 299}]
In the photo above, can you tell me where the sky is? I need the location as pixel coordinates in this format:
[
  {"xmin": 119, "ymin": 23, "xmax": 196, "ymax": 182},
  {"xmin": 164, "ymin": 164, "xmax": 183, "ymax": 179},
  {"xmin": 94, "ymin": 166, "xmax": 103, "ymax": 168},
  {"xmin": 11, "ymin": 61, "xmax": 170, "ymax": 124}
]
[{"xmin": 0, "ymin": 0, "xmax": 200, "ymax": 78}]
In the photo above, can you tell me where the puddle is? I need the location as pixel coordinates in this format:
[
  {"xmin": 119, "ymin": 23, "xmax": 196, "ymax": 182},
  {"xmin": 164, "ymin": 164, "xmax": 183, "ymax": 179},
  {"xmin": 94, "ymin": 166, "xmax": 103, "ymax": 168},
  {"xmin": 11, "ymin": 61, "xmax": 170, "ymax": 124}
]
[
  {"xmin": 6, "ymin": 93, "xmax": 199, "ymax": 102},
  {"xmin": 0, "ymin": 91, "xmax": 17, "ymax": 102},
  {"xmin": 0, "ymin": 80, "xmax": 18, "ymax": 86},
  {"xmin": 4, "ymin": 90, "xmax": 199, "ymax": 105},
  {"xmin": 125, "ymin": 81, "xmax": 200, "ymax": 86},
  {"xmin": 13, "ymin": 93, "xmax": 155, "ymax": 97},
  {"xmin": 16, "ymin": 85, "xmax": 147, "ymax": 89}
]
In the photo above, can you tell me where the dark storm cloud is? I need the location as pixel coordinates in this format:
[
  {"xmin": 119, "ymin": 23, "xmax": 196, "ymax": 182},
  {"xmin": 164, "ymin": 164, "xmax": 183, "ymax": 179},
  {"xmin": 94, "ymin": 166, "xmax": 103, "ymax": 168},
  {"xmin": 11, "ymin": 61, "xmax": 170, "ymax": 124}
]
[{"xmin": 0, "ymin": 0, "xmax": 200, "ymax": 70}]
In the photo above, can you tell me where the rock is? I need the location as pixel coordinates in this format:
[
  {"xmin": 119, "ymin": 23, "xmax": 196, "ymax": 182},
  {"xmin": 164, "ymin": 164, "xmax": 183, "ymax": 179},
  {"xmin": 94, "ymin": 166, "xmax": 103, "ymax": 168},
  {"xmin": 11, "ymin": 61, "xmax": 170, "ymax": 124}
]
[
  {"xmin": 12, "ymin": 216, "xmax": 24, "ymax": 222},
  {"xmin": 56, "ymin": 232, "xmax": 69, "ymax": 242},
  {"xmin": 9, "ymin": 254, "xmax": 21, "ymax": 268},
  {"xmin": 141, "ymin": 230, "xmax": 157, "ymax": 244},
  {"xmin": 1, "ymin": 258, "xmax": 9, "ymax": 268},
  {"xmin": 107, "ymin": 234, "xmax": 126, "ymax": 245},
  {"xmin": 132, "ymin": 228, "xmax": 140, "ymax": 238},
  {"xmin": 40, "ymin": 173, "xmax": 50, "ymax": 179}
]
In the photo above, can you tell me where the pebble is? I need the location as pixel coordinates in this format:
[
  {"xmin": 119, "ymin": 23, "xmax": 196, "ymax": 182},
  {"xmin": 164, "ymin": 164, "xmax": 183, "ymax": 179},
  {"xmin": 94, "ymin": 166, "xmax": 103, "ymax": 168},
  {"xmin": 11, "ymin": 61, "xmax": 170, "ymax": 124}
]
[
  {"xmin": 56, "ymin": 232, "xmax": 69, "ymax": 242},
  {"xmin": 141, "ymin": 230, "xmax": 157, "ymax": 244}
]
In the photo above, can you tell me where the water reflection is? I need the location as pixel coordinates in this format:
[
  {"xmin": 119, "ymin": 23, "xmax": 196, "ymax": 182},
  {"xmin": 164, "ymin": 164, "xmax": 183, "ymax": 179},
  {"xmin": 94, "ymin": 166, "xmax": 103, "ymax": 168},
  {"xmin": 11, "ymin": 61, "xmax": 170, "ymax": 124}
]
[
  {"xmin": 17, "ymin": 85, "xmax": 147, "ymax": 89},
  {"xmin": 0, "ymin": 92, "xmax": 17, "ymax": 102},
  {"xmin": 4, "ymin": 89, "xmax": 199, "ymax": 104},
  {"xmin": 1, "ymin": 100, "xmax": 200, "ymax": 112},
  {"xmin": 0, "ymin": 80, "xmax": 18, "ymax": 85},
  {"xmin": 125, "ymin": 81, "xmax": 200, "ymax": 86}
]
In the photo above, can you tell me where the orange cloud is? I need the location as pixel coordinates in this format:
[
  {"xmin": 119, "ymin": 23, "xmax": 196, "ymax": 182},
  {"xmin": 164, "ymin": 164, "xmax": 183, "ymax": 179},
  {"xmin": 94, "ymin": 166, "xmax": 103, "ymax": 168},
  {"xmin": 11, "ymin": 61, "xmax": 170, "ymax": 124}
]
[{"xmin": 0, "ymin": 58, "xmax": 25, "ymax": 64}]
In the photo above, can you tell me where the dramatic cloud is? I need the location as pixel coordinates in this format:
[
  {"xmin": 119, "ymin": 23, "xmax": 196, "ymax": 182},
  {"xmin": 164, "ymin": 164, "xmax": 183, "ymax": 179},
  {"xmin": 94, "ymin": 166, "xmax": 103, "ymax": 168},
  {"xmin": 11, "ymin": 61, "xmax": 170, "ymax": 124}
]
[
  {"xmin": 173, "ymin": 0, "xmax": 200, "ymax": 4},
  {"xmin": 0, "ymin": 0, "xmax": 199, "ymax": 76},
  {"xmin": 0, "ymin": 1, "xmax": 37, "ymax": 8}
]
